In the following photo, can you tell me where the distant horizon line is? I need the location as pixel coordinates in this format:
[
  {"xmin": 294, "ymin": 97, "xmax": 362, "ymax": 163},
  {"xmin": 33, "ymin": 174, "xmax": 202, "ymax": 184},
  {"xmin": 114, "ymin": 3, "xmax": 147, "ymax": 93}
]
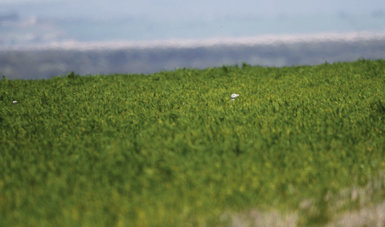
[{"xmin": 2, "ymin": 31, "xmax": 385, "ymax": 51}]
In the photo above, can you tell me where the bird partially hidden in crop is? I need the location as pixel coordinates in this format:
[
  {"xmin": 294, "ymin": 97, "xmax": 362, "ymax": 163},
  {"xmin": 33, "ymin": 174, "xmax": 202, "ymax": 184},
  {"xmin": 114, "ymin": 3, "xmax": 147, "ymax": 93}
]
[{"xmin": 231, "ymin": 94, "xmax": 240, "ymax": 100}]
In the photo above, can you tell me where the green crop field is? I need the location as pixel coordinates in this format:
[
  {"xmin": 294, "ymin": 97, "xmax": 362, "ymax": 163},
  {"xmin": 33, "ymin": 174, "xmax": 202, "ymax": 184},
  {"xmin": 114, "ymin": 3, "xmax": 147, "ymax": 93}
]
[{"xmin": 1, "ymin": 60, "xmax": 385, "ymax": 226}]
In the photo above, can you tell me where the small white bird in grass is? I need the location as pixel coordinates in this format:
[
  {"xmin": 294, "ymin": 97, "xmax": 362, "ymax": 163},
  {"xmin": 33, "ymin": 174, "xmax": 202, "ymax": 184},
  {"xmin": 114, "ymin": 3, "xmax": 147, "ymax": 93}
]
[
  {"xmin": 12, "ymin": 100, "xmax": 17, "ymax": 104},
  {"xmin": 231, "ymin": 94, "xmax": 240, "ymax": 100}
]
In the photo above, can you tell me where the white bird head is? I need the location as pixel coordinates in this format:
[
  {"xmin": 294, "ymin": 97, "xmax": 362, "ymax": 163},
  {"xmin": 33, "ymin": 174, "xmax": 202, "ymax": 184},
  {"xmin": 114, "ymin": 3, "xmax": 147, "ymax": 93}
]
[{"xmin": 231, "ymin": 94, "xmax": 240, "ymax": 99}]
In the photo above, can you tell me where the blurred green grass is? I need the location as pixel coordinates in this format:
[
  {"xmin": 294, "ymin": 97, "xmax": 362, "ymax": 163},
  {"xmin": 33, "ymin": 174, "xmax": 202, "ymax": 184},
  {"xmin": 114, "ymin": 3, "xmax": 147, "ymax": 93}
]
[{"xmin": 1, "ymin": 59, "xmax": 385, "ymax": 226}]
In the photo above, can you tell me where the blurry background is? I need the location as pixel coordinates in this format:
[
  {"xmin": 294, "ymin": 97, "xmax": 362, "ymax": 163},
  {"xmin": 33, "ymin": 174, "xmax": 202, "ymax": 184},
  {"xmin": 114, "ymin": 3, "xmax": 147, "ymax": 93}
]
[{"xmin": 1, "ymin": 0, "xmax": 385, "ymax": 79}]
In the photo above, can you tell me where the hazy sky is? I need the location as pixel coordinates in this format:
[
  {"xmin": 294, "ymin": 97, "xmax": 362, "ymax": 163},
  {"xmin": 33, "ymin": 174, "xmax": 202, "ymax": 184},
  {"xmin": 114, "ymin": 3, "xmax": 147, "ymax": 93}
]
[
  {"xmin": 1, "ymin": 0, "xmax": 385, "ymax": 46},
  {"xmin": 1, "ymin": 0, "xmax": 384, "ymax": 18}
]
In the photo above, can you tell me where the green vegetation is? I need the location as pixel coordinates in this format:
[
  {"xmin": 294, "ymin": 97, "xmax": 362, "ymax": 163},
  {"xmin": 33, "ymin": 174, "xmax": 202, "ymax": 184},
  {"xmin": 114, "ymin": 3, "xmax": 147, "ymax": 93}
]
[{"xmin": 1, "ymin": 60, "xmax": 385, "ymax": 226}]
